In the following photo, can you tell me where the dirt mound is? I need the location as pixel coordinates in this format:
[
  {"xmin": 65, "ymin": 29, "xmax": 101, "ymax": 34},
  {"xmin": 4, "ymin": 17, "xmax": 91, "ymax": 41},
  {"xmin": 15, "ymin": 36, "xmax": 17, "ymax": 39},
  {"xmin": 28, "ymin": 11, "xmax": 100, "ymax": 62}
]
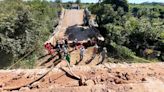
[{"xmin": 0, "ymin": 63, "xmax": 164, "ymax": 92}]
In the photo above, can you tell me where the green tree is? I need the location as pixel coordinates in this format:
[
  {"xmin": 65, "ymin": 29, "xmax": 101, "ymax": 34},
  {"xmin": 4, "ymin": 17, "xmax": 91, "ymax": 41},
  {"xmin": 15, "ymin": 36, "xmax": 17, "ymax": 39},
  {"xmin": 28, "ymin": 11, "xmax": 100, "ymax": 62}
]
[
  {"xmin": 0, "ymin": 0, "xmax": 60, "ymax": 68},
  {"xmin": 76, "ymin": 0, "xmax": 81, "ymax": 4},
  {"xmin": 89, "ymin": 1, "xmax": 164, "ymax": 61},
  {"xmin": 103, "ymin": 0, "xmax": 129, "ymax": 12},
  {"xmin": 55, "ymin": 0, "xmax": 62, "ymax": 3},
  {"xmin": 0, "ymin": 8, "xmax": 38, "ymax": 68}
]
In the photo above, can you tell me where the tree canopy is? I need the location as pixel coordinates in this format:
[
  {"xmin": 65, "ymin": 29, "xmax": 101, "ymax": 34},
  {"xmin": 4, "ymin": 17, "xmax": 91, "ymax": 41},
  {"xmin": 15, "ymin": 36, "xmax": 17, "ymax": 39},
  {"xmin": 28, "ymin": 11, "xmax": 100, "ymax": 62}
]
[
  {"xmin": 89, "ymin": 1, "xmax": 164, "ymax": 61},
  {"xmin": 0, "ymin": 0, "xmax": 60, "ymax": 68},
  {"xmin": 76, "ymin": 0, "xmax": 81, "ymax": 4}
]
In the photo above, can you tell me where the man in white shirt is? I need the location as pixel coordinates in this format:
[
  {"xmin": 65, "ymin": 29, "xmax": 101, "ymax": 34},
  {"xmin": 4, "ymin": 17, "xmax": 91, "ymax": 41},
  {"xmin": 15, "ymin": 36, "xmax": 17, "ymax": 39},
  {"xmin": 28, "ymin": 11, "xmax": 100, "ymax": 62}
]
[{"xmin": 80, "ymin": 45, "xmax": 85, "ymax": 61}]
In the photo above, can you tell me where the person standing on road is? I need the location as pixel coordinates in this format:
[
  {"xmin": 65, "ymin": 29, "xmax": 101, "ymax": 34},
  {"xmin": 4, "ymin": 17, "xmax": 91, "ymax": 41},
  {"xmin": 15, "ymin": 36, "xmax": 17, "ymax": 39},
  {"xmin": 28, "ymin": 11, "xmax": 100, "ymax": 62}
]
[
  {"xmin": 79, "ymin": 45, "xmax": 85, "ymax": 61},
  {"xmin": 64, "ymin": 38, "xmax": 68, "ymax": 48},
  {"xmin": 65, "ymin": 54, "xmax": 71, "ymax": 64},
  {"xmin": 55, "ymin": 40, "xmax": 62, "ymax": 59},
  {"xmin": 73, "ymin": 39, "xmax": 78, "ymax": 50},
  {"xmin": 92, "ymin": 44, "xmax": 99, "ymax": 59},
  {"xmin": 97, "ymin": 47, "xmax": 107, "ymax": 65},
  {"xmin": 62, "ymin": 45, "xmax": 68, "ymax": 58},
  {"xmin": 55, "ymin": 40, "xmax": 61, "ymax": 50},
  {"xmin": 56, "ymin": 47, "xmax": 62, "ymax": 60}
]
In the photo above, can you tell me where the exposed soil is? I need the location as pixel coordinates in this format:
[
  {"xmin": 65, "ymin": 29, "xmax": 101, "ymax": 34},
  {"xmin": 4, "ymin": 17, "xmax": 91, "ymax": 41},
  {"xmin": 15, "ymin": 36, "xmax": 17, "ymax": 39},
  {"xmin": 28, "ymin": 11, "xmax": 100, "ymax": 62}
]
[{"xmin": 0, "ymin": 63, "xmax": 164, "ymax": 92}]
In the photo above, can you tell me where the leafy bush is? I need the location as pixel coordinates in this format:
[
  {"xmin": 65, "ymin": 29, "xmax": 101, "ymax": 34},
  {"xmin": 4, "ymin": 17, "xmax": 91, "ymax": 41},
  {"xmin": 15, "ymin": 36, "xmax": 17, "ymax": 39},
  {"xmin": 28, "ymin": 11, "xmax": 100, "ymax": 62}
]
[
  {"xmin": 103, "ymin": 0, "xmax": 129, "ymax": 12},
  {"xmin": 110, "ymin": 42, "xmax": 135, "ymax": 59},
  {"xmin": 0, "ymin": 0, "xmax": 60, "ymax": 68}
]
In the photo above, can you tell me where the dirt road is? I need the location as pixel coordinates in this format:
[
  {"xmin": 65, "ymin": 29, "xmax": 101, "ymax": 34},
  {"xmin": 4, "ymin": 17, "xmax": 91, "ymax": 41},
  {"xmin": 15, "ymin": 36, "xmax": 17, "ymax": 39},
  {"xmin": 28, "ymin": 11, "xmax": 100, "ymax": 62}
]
[
  {"xmin": 55, "ymin": 9, "xmax": 84, "ymax": 39},
  {"xmin": 44, "ymin": 9, "xmax": 102, "ymax": 67}
]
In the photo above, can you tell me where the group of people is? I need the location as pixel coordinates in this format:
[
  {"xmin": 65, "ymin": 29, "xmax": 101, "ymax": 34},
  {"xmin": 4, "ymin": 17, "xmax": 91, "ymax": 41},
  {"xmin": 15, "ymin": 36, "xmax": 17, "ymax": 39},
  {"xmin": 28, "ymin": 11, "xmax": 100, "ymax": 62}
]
[
  {"xmin": 91, "ymin": 43, "xmax": 107, "ymax": 65},
  {"xmin": 44, "ymin": 38, "xmax": 69, "ymax": 60},
  {"xmin": 44, "ymin": 38, "xmax": 108, "ymax": 65},
  {"xmin": 55, "ymin": 38, "xmax": 69, "ymax": 60},
  {"xmin": 76, "ymin": 39, "xmax": 108, "ymax": 65}
]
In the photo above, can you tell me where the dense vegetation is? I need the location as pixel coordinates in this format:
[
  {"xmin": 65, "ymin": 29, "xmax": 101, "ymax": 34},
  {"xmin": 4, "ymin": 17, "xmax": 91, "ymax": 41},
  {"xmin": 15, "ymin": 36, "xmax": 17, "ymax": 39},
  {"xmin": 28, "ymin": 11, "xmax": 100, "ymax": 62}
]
[
  {"xmin": 88, "ymin": 0, "xmax": 164, "ymax": 62},
  {"xmin": 0, "ymin": 0, "xmax": 61, "ymax": 69}
]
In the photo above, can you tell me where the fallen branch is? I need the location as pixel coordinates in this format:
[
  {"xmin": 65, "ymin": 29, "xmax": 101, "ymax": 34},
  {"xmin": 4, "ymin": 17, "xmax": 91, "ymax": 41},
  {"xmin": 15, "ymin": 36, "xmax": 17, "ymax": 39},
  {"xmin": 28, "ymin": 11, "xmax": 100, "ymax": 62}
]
[{"xmin": 60, "ymin": 61, "xmax": 81, "ymax": 80}]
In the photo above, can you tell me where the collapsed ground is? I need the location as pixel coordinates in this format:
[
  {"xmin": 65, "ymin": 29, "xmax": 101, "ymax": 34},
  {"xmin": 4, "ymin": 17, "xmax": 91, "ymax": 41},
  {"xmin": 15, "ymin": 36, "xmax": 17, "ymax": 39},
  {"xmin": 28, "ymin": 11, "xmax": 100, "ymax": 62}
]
[{"xmin": 39, "ymin": 9, "xmax": 105, "ymax": 68}]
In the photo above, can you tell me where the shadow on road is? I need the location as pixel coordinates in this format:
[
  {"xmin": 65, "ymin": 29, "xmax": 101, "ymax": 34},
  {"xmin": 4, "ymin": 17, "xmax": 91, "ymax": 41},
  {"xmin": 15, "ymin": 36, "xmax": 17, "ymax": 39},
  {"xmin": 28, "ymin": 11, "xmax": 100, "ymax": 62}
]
[
  {"xmin": 85, "ymin": 58, "xmax": 94, "ymax": 64},
  {"xmin": 38, "ymin": 54, "xmax": 50, "ymax": 60}
]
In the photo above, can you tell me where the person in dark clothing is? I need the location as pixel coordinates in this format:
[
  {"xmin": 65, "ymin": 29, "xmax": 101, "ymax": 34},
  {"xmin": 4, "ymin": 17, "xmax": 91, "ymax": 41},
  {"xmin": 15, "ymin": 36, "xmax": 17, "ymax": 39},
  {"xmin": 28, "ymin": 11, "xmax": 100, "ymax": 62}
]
[
  {"xmin": 64, "ymin": 39, "xmax": 68, "ymax": 48},
  {"xmin": 55, "ymin": 40, "xmax": 61, "ymax": 50},
  {"xmin": 73, "ymin": 39, "xmax": 78, "ymax": 50},
  {"xmin": 92, "ymin": 44, "xmax": 99, "ymax": 59},
  {"xmin": 62, "ymin": 38, "xmax": 68, "ymax": 49},
  {"xmin": 97, "ymin": 47, "xmax": 107, "ymax": 65},
  {"xmin": 55, "ymin": 40, "xmax": 62, "ymax": 59},
  {"xmin": 56, "ymin": 45, "xmax": 62, "ymax": 59}
]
